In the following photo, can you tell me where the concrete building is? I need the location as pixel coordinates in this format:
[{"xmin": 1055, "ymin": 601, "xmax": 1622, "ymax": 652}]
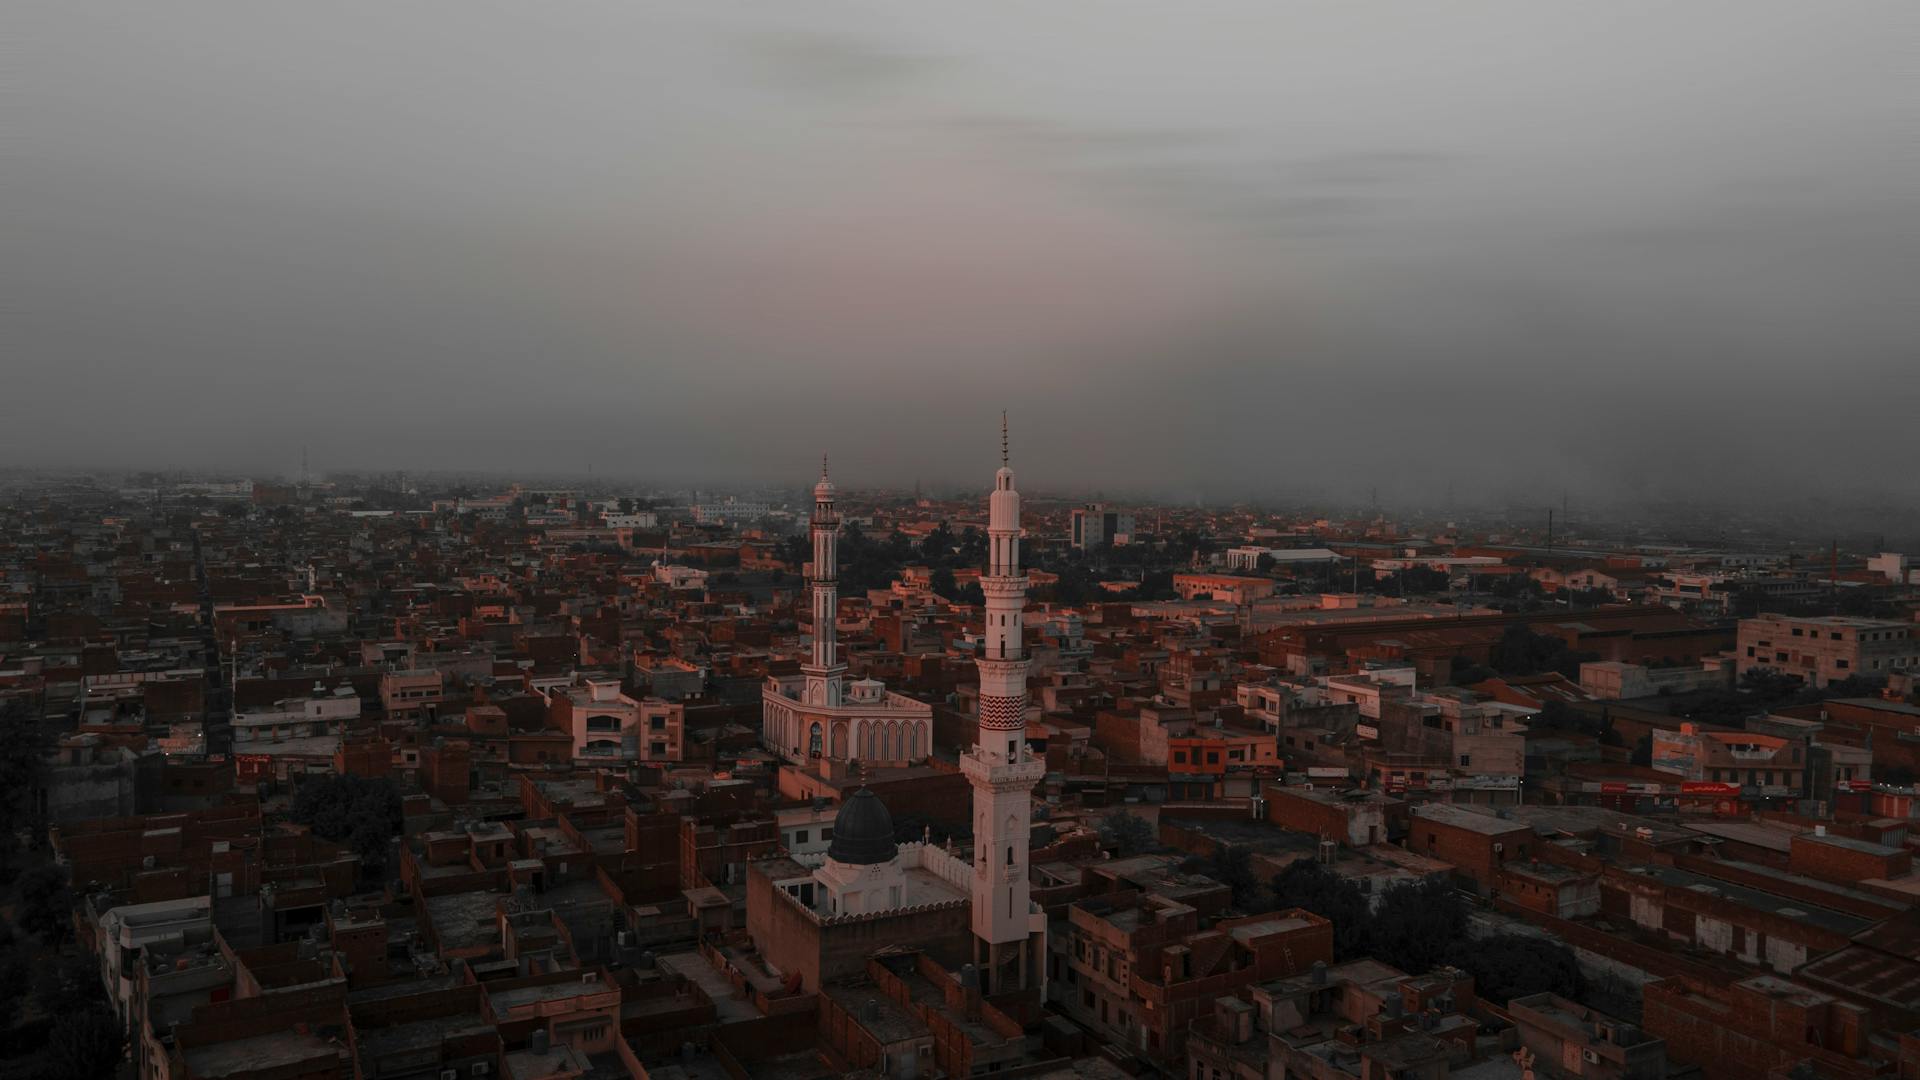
[
  {"xmin": 1507, "ymin": 993, "xmax": 1666, "ymax": 1079},
  {"xmin": 1737, "ymin": 614, "xmax": 1917, "ymax": 687},
  {"xmin": 761, "ymin": 458, "xmax": 934, "ymax": 767},
  {"xmin": 1579, "ymin": 658, "xmax": 1734, "ymax": 700},
  {"xmin": 1866, "ymin": 551, "xmax": 1913, "ymax": 585},
  {"xmin": 1223, "ymin": 546, "xmax": 1343, "ymax": 572},
  {"xmin": 1070, "ymin": 504, "xmax": 1133, "ymax": 549},
  {"xmin": 543, "ymin": 677, "xmax": 683, "ymax": 764},
  {"xmin": 230, "ymin": 682, "xmax": 359, "ymax": 745},
  {"xmin": 1650, "ymin": 722, "xmax": 1806, "ymax": 795}
]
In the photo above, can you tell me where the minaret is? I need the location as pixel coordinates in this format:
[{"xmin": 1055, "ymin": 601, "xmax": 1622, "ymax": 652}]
[
  {"xmin": 803, "ymin": 454, "xmax": 844, "ymax": 708},
  {"xmin": 962, "ymin": 414, "xmax": 1045, "ymax": 991}
]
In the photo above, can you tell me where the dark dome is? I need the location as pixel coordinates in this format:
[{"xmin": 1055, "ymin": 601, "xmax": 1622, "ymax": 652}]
[{"xmin": 826, "ymin": 788, "xmax": 898, "ymax": 866}]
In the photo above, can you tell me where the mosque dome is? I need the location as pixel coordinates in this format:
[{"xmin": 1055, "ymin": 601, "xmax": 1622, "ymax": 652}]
[{"xmin": 826, "ymin": 788, "xmax": 898, "ymax": 866}]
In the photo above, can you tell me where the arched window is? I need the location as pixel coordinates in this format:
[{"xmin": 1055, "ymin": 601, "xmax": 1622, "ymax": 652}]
[{"xmin": 808, "ymin": 722, "xmax": 823, "ymax": 758}]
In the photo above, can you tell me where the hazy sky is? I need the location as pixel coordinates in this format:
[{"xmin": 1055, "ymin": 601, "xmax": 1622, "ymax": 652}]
[{"xmin": 9, "ymin": 2, "xmax": 1917, "ymax": 502}]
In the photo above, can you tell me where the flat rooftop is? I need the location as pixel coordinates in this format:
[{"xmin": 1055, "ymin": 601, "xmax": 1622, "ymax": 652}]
[
  {"xmin": 184, "ymin": 1031, "xmax": 340, "ymax": 1078},
  {"xmin": 1625, "ymin": 864, "xmax": 1872, "ymax": 937},
  {"xmin": 1411, "ymin": 804, "xmax": 1531, "ymax": 835}
]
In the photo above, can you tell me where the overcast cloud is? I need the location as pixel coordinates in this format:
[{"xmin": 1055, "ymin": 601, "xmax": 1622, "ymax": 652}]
[{"xmin": 7, "ymin": 2, "xmax": 1916, "ymax": 503}]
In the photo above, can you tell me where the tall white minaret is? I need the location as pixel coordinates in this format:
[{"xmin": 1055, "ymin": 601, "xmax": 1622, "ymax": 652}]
[
  {"xmin": 803, "ymin": 454, "xmax": 844, "ymax": 708},
  {"xmin": 963, "ymin": 414, "xmax": 1045, "ymax": 991}
]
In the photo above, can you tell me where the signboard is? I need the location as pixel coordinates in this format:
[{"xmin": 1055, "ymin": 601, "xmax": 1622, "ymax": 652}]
[
  {"xmin": 1844, "ymin": 780, "xmax": 1874, "ymax": 792},
  {"xmin": 1306, "ymin": 767, "xmax": 1349, "ymax": 780},
  {"xmin": 1680, "ymin": 781, "xmax": 1741, "ymax": 796},
  {"xmin": 1355, "ymin": 725, "xmax": 1380, "ymax": 741}
]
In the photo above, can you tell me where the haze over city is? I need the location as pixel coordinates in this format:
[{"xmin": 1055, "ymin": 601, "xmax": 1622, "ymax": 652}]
[{"xmin": 11, "ymin": 2, "xmax": 1917, "ymax": 503}]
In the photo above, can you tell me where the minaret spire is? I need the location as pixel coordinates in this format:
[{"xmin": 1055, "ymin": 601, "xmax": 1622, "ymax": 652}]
[{"xmin": 1001, "ymin": 411, "xmax": 1008, "ymax": 467}]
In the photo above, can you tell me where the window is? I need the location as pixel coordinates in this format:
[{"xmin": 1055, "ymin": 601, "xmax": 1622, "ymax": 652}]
[
  {"xmin": 650, "ymin": 715, "xmax": 665, "ymax": 729},
  {"xmin": 1836, "ymin": 659, "xmax": 1850, "ymax": 670},
  {"xmin": 1173, "ymin": 751, "xmax": 1188, "ymax": 764},
  {"xmin": 1460, "ymin": 754, "xmax": 1472, "ymax": 766},
  {"xmin": 794, "ymin": 830, "xmax": 809, "ymax": 845}
]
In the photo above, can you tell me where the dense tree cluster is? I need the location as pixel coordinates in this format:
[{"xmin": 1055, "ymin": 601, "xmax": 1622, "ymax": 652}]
[
  {"xmin": 1096, "ymin": 809, "xmax": 1156, "ymax": 856},
  {"xmin": 288, "ymin": 774, "xmax": 404, "ymax": 877},
  {"xmin": 1490, "ymin": 624, "xmax": 1601, "ymax": 680},
  {"xmin": 1267, "ymin": 864, "xmax": 1580, "ymax": 1003}
]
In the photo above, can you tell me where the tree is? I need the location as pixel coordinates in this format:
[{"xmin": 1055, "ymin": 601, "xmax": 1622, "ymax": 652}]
[
  {"xmin": 13, "ymin": 863, "xmax": 73, "ymax": 945},
  {"xmin": 1096, "ymin": 809, "xmax": 1155, "ymax": 856},
  {"xmin": 42, "ymin": 1003, "xmax": 125, "ymax": 1080},
  {"xmin": 1367, "ymin": 877, "xmax": 1467, "ymax": 974},
  {"xmin": 928, "ymin": 568, "xmax": 959, "ymax": 602},
  {"xmin": 1184, "ymin": 845, "xmax": 1261, "ymax": 909},
  {"xmin": 918, "ymin": 521, "xmax": 956, "ymax": 565},
  {"xmin": 1270, "ymin": 861, "xmax": 1371, "ymax": 961},
  {"xmin": 0, "ymin": 697, "xmax": 48, "ymax": 883},
  {"xmin": 1135, "ymin": 570, "xmax": 1176, "ymax": 601},
  {"xmin": 1446, "ymin": 933, "xmax": 1583, "ymax": 1005},
  {"xmin": 289, "ymin": 775, "xmax": 402, "ymax": 877}
]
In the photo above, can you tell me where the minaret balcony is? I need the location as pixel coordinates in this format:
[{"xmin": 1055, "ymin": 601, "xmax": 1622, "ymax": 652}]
[{"xmin": 980, "ymin": 576, "xmax": 1028, "ymax": 598}]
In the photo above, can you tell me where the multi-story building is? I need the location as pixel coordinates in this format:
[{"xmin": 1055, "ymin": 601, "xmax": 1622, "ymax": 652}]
[
  {"xmin": 1070, "ymin": 504, "xmax": 1133, "ymax": 549},
  {"xmin": 1051, "ymin": 890, "xmax": 1331, "ymax": 1062},
  {"xmin": 543, "ymin": 677, "xmax": 683, "ymax": 764},
  {"xmin": 1650, "ymin": 722, "xmax": 1806, "ymax": 795},
  {"xmin": 1737, "ymin": 614, "xmax": 1917, "ymax": 687},
  {"xmin": 1507, "ymin": 994, "xmax": 1666, "ymax": 1079},
  {"xmin": 230, "ymin": 683, "xmax": 359, "ymax": 744}
]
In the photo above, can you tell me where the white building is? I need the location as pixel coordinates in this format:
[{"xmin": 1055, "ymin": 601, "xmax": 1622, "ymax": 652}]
[
  {"xmin": 1069, "ymin": 504, "xmax": 1134, "ymax": 549},
  {"xmin": 1224, "ymin": 546, "xmax": 1344, "ymax": 572},
  {"xmin": 1867, "ymin": 552, "xmax": 1913, "ymax": 585},
  {"xmin": 231, "ymin": 683, "xmax": 360, "ymax": 744},
  {"xmin": 761, "ymin": 459, "xmax": 933, "ymax": 766},
  {"xmin": 92, "ymin": 895, "xmax": 212, "ymax": 1027},
  {"xmin": 602, "ymin": 511, "xmax": 659, "ymax": 529}
]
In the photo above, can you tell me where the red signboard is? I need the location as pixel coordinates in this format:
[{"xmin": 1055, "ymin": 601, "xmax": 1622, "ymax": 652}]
[
  {"xmin": 1601, "ymin": 782, "xmax": 1628, "ymax": 794},
  {"xmin": 1680, "ymin": 781, "xmax": 1741, "ymax": 796}
]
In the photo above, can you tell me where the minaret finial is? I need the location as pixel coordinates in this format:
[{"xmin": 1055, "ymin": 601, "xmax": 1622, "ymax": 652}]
[
  {"xmin": 821, "ymin": 452, "xmax": 829, "ymax": 482},
  {"xmin": 1001, "ymin": 411, "xmax": 1009, "ymax": 467}
]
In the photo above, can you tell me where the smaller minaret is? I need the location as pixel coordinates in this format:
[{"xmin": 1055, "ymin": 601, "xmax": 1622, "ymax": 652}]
[{"xmin": 803, "ymin": 454, "xmax": 844, "ymax": 708}]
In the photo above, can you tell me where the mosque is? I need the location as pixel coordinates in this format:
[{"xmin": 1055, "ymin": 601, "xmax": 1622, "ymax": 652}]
[
  {"xmin": 760, "ymin": 457, "xmax": 935, "ymax": 767},
  {"xmin": 746, "ymin": 421, "xmax": 1047, "ymax": 995}
]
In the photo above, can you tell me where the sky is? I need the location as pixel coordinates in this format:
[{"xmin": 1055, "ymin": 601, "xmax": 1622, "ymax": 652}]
[{"xmin": 8, "ymin": 2, "xmax": 1917, "ymax": 504}]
